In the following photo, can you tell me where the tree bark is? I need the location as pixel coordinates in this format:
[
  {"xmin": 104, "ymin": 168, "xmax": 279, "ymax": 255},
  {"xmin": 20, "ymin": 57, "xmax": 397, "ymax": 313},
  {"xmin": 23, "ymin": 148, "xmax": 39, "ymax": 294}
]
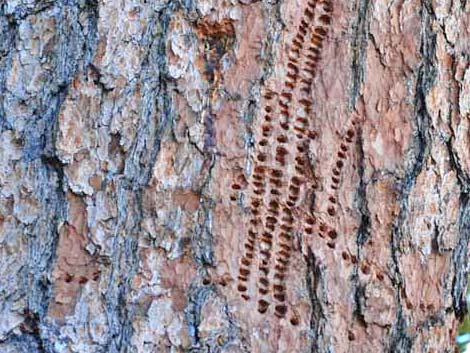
[{"xmin": 1, "ymin": 0, "xmax": 469, "ymax": 352}]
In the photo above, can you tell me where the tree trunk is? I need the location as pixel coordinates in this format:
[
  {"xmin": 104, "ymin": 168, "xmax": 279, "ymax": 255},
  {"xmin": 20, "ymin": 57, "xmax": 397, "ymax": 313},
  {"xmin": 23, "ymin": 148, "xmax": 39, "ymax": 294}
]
[{"xmin": 1, "ymin": 0, "xmax": 469, "ymax": 352}]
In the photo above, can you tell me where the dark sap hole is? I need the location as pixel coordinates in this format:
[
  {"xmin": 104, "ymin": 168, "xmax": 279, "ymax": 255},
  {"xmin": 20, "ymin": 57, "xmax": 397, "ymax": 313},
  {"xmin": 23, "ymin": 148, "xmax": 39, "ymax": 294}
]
[
  {"xmin": 280, "ymin": 108, "xmax": 289, "ymax": 117},
  {"xmin": 296, "ymin": 117, "xmax": 308, "ymax": 125},
  {"xmin": 238, "ymin": 284, "xmax": 247, "ymax": 292},
  {"xmin": 261, "ymin": 237, "xmax": 273, "ymax": 246},
  {"xmin": 281, "ymin": 92, "xmax": 293, "ymax": 101},
  {"xmin": 274, "ymin": 293, "xmax": 286, "ymax": 302},
  {"xmin": 305, "ymin": 227, "xmax": 313, "ymax": 234},
  {"xmin": 319, "ymin": 224, "xmax": 327, "ymax": 232},
  {"xmin": 245, "ymin": 243, "xmax": 254, "ymax": 251},
  {"xmin": 319, "ymin": 14, "xmax": 331, "ymax": 24},
  {"xmin": 307, "ymin": 53, "xmax": 320, "ymax": 62},
  {"xmin": 277, "ymin": 135, "xmax": 288, "ymax": 143},
  {"xmin": 259, "ymin": 266, "xmax": 269, "ymax": 275},
  {"xmin": 336, "ymin": 160, "xmax": 344, "ymax": 169},
  {"xmin": 230, "ymin": 195, "xmax": 237, "ymax": 201},
  {"xmin": 338, "ymin": 151, "xmax": 346, "ymax": 159},
  {"xmin": 259, "ymin": 288, "xmax": 269, "ymax": 295},
  {"xmin": 283, "ymin": 207, "xmax": 293, "ymax": 215},
  {"xmin": 306, "ymin": 216, "xmax": 316, "ymax": 225},
  {"xmin": 342, "ymin": 251, "xmax": 350, "ymax": 261},
  {"xmin": 280, "ymin": 243, "xmax": 291, "ymax": 251},
  {"xmin": 232, "ymin": 183, "xmax": 241, "ymax": 190},
  {"xmin": 266, "ymin": 216, "xmax": 278, "ymax": 224},
  {"xmin": 263, "ymin": 231, "xmax": 273, "ymax": 239},
  {"xmin": 240, "ymin": 268, "xmax": 250, "ymax": 276},
  {"xmin": 280, "ymin": 122, "xmax": 289, "ymax": 131},
  {"xmin": 327, "ymin": 207, "xmax": 336, "ymax": 216},
  {"xmin": 254, "ymin": 166, "xmax": 266, "ymax": 174},
  {"xmin": 265, "ymin": 115, "xmax": 272, "ymax": 122},
  {"xmin": 279, "ymin": 232, "xmax": 291, "ymax": 241},
  {"xmin": 271, "ymin": 189, "xmax": 281, "ymax": 195},
  {"xmin": 241, "ymin": 258, "xmax": 251, "ymax": 266},
  {"xmin": 265, "ymin": 106, "xmax": 273, "ymax": 113},
  {"xmin": 275, "ymin": 305, "xmax": 288, "ymax": 316},
  {"xmin": 346, "ymin": 129, "xmax": 355, "ymax": 138},
  {"xmin": 350, "ymin": 255, "xmax": 358, "ymax": 264},
  {"xmin": 348, "ymin": 331, "xmax": 355, "ymax": 341},
  {"xmin": 308, "ymin": 131, "xmax": 317, "ymax": 139},
  {"xmin": 340, "ymin": 143, "xmax": 348, "ymax": 152},
  {"xmin": 361, "ymin": 264, "xmax": 370, "ymax": 275},
  {"xmin": 282, "ymin": 216, "xmax": 294, "ymax": 224},
  {"xmin": 238, "ymin": 276, "xmax": 248, "ymax": 282},
  {"xmin": 292, "ymin": 176, "xmax": 302, "ymax": 185},
  {"xmin": 270, "ymin": 178, "xmax": 282, "ymax": 187},
  {"xmin": 254, "ymin": 188, "xmax": 264, "ymax": 195},
  {"xmin": 280, "ymin": 226, "xmax": 293, "ymax": 234},
  {"xmin": 299, "ymin": 98, "xmax": 311, "ymax": 107},
  {"xmin": 279, "ymin": 250, "xmax": 290, "ymax": 258},
  {"xmin": 260, "ymin": 249, "xmax": 271, "ymax": 259},
  {"xmin": 327, "ymin": 242, "xmax": 336, "ymax": 249},
  {"xmin": 305, "ymin": 9, "xmax": 314, "ymax": 19},
  {"xmin": 268, "ymin": 208, "xmax": 280, "ymax": 216},
  {"xmin": 241, "ymin": 294, "xmax": 250, "ymax": 301},
  {"xmin": 290, "ymin": 317, "xmax": 300, "ymax": 326},
  {"xmin": 288, "ymin": 62, "xmax": 299, "ymax": 71},
  {"xmin": 251, "ymin": 200, "xmax": 261, "ymax": 207},
  {"xmin": 328, "ymin": 229, "xmax": 337, "ymax": 239},
  {"xmin": 274, "ymin": 273, "xmax": 285, "ymax": 281},
  {"xmin": 332, "ymin": 176, "xmax": 339, "ymax": 184},
  {"xmin": 258, "ymin": 299, "xmax": 270, "ymax": 311},
  {"xmin": 315, "ymin": 27, "xmax": 327, "ymax": 36},
  {"xmin": 295, "ymin": 166, "xmax": 305, "ymax": 175},
  {"xmin": 289, "ymin": 185, "xmax": 300, "ymax": 193},
  {"xmin": 308, "ymin": 46, "xmax": 321, "ymax": 55},
  {"xmin": 269, "ymin": 200, "xmax": 280, "ymax": 208},
  {"xmin": 287, "ymin": 71, "xmax": 298, "ymax": 80},
  {"xmin": 260, "ymin": 277, "xmax": 269, "ymax": 287},
  {"xmin": 259, "ymin": 139, "xmax": 268, "ymax": 146},
  {"xmin": 295, "ymin": 157, "xmax": 306, "ymax": 166}
]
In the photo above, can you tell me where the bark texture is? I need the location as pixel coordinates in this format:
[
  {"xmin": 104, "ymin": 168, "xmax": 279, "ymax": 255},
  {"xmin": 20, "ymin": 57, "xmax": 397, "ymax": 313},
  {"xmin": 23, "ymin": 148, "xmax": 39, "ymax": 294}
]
[{"xmin": 0, "ymin": 0, "xmax": 469, "ymax": 352}]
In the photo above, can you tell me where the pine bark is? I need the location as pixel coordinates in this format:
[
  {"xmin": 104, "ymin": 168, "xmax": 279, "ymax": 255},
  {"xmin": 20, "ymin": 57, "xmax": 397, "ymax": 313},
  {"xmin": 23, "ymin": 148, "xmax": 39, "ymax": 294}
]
[{"xmin": 0, "ymin": 0, "xmax": 469, "ymax": 352}]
